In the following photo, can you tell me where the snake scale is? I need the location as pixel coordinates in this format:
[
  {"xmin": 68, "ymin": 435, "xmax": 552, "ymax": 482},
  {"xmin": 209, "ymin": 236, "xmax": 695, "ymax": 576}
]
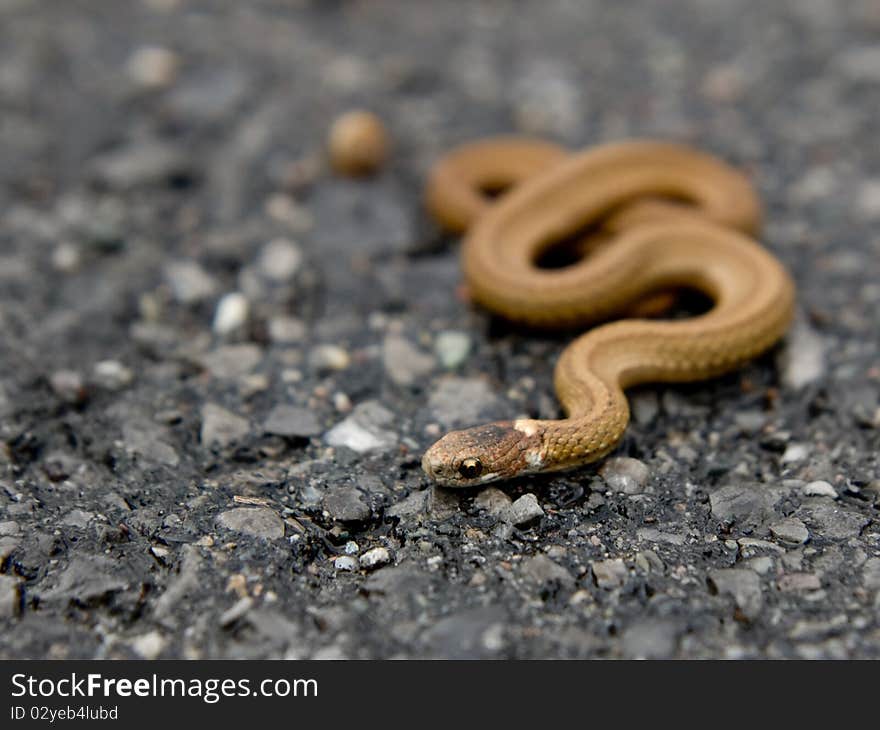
[{"xmin": 420, "ymin": 137, "xmax": 796, "ymax": 488}]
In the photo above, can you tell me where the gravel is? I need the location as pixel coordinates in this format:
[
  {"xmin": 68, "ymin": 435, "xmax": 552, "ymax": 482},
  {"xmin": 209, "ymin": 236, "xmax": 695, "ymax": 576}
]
[{"xmin": 1, "ymin": 0, "xmax": 878, "ymax": 660}]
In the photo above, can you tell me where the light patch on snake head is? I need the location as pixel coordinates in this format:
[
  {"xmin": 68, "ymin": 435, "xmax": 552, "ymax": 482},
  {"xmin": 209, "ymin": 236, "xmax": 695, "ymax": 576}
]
[{"xmin": 422, "ymin": 420, "xmax": 543, "ymax": 488}]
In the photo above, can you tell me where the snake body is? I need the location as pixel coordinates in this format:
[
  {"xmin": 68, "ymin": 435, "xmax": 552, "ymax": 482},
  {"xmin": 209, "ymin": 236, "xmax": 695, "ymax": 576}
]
[{"xmin": 421, "ymin": 138, "xmax": 796, "ymax": 488}]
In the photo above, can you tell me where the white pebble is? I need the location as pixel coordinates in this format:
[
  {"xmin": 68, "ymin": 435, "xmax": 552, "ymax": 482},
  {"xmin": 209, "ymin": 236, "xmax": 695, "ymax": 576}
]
[
  {"xmin": 333, "ymin": 556, "xmax": 358, "ymax": 572},
  {"xmin": 804, "ymin": 480, "xmax": 838, "ymax": 498},
  {"xmin": 213, "ymin": 292, "xmax": 249, "ymax": 335},
  {"xmin": 126, "ymin": 46, "xmax": 180, "ymax": 89},
  {"xmin": 359, "ymin": 546, "xmax": 392, "ymax": 569}
]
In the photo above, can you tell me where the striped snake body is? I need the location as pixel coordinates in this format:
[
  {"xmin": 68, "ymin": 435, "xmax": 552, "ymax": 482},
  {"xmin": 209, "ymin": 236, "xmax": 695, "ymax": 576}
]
[{"xmin": 420, "ymin": 138, "xmax": 796, "ymax": 488}]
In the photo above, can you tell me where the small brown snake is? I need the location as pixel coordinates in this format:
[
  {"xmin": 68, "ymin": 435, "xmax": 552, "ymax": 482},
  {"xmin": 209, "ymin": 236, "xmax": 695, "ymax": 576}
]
[{"xmin": 420, "ymin": 137, "xmax": 796, "ymax": 488}]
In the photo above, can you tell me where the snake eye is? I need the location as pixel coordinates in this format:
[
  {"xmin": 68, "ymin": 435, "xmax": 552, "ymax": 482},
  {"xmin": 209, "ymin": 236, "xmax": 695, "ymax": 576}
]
[{"xmin": 458, "ymin": 457, "xmax": 483, "ymax": 479}]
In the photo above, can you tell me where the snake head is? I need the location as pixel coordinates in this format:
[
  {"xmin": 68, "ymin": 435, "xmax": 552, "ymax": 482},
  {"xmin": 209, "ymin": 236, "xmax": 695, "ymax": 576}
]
[{"xmin": 421, "ymin": 420, "xmax": 544, "ymax": 488}]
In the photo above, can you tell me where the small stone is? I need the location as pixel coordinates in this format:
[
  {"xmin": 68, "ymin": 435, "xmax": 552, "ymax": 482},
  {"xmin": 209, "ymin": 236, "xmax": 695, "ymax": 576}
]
[
  {"xmin": 427, "ymin": 377, "xmax": 502, "ymax": 428},
  {"xmin": 836, "ymin": 45, "xmax": 880, "ymax": 82},
  {"xmin": 49, "ymin": 369, "xmax": 86, "ymax": 404},
  {"xmin": 44, "ymin": 556, "xmax": 128, "ymax": 604},
  {"xmin": 263, "ymin": 405, "xmax": 321, "ymax": 438},
  {"xmin": 769, "ymin": 517, "xmax": 810, "ymax": 546},
  {"xmin": 708, "ymin": 568, "xmax": 763, "ymax": 620},
  {"xmin": 777, "ymin": 573, "xmax": 822, "ymax": 592},
  {"xmin": 634, "ymin": 550, "xmax": 665, "ymax": 573},
  {"xmin": 504, "ymin": 493, "xmax": 544, "ymax": 526},
  {"xmin": 322, "ymin": 486, "xmax": 370, "ymax": 523},
  {"xmin": 781, "ymin": 443, "xmax": 810, "ymax": 463},
  {"xmin": 856, "ymin": 180, "xmax": 880, "ymax": 220},
  {"xmin": 862, "ymin": 557, "xmax": 880, "ymax": 591},
  {"xmin": 599, "ymin": 457, "xmax": 650, "ymax": 494},
  {"xmin": 309, "ymin": 344, "xmax": 351, "ymax": 373},
  {"xmin": 91, "ymin": 140, "xmax": 190, "ymax": 189},
  {"xmin": 383, "ymin": 334, "xmax": 435, "ymax": 386},
  {"xmin": 121, "ymin": 419, "xmax": 180, "ymax": 466},
  {"xmin": 796, "ymin": 503, "xmax": 869, "ymax": 540},
  {"xmin": 630, "ymin": 391, "xmax": 659, "ymax": 425},
  {"xmin": 165, "ymin": 261, "xmax": 216, "ymax": 304},
  {"xmin": 126, "ymin": 46, "xmax": 179, "ymax": 88},
  {"xmin": 201, "ymin": 403, "xmax": 250, "ymax": 448},
  {"xmin": 201, "ymin": 344, "xmax": 263, "ymax": 379},
  {"xmin": 359, "ymin": 547, "xmax": 392, "ymax": 570},
  {"xmin": 92, "ymin": 360, "xmax": 134, "ymax": 390},
  {"xmin": 219, "ymin": 596, "xmax": 254, "ymax": 627},
  {"xmin": 324, "ymin": 400, "xmax": 396, "ymax": 453},
  {"xmin": 333, "ymin": 556, "xmax": 358, "ymax": 572},
  {"xmin": 592, "ymin": 558, "xmax": 628, "ymax": 589},
  {"xmin": 328, "ymin": 110, "xmax": 389, "ymax": 176},
  {"xmin": 60, "ymin": 509, "xmax": 94, "ymax": 529},
  {"xmin": 257, "ymin": 238, "xmax": 303, "ymax": 282},
  {"xmin": 387, "ymin": 490, "xmax": 428, "ymax": 519},
  {"xmin": 434, "ymin": 331, "xmax": 472, "ymax": 369},
  {"xmin": 212, "ymin": 292, "xmax": 249, "ymax": 335},
  {"xmin": 804, "ymin": 480, "xmax": 838, "ymax": 498},
  {"xmin": 474, "ymin": 487, "xmax": 512, "ymax": 518},
  {"xmin": 521, "ymin": 554, "xmax": 575, "ymax": 591},
  {"xmin": 268, "ymin": 317, "xmax": 307, "ymax": 344},
  {"xmin": 709, "ymin": 483, "xmax": 776, "ymax": 524},
  {"xmin": 747, "ymin": 556, "xmax": 775, "ymax": 575},
  {"xmin": 52, "ymin": 242, "xmax": 81, "ymax": 272},
  {"xmin": 216, "ymin": 507, "xmax": 284, "ymax": 540},
  {"xmin": 0, "ymin": 574, "xmax": 22, "ymax": 618},
  {"xmin": 621, "ymin": 620, "xmax": 679, "ymax": 659},
  {"xmin": 427, "ymin": 486, "xmax": 460, "ymax": 520},
  {"xmin": 129, "ymin": 631, "xmax": 166, "ymax": 659},
  {"xmin": 778, "ymin": 318, "xmax": 825, "ymax": 389}
]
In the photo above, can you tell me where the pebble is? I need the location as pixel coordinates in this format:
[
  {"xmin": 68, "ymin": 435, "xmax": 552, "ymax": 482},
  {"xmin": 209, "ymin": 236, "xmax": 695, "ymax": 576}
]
[
  {"xmin": 621, "ymin": 620, "xmax": 679, "ymax": 660},
  {"xmin": 219, "ymin": 596, "xmax": 254, "ymax": 627},
  {"xmin": 804, "ymin": 480, "xmax": 838, "ymax": 498},
  {"xmin": 60, "ymin": 509, "xmax": 94, "ymax": 529},
  {"xmin": 121, "ymin": 419, "xmax": 180, "ymax": 466},
  {"xmin": 309, "ymin": 344, "xmax": 351, "ymax": 373},
  {"xmin": 777, "ymin": 573, "xmax": 822, "ymax": 592},
  {"xmin": 324, "ymin": 400, "xmax": 396, "ymax": 453},
  {"xmin": 709, "ymin": 483, "xmax": 776, "ymax": 524},
  {"xmin": 129, "ymin": 631, "xmax": 166, "ymax": 660},
  {"xmin": 504, "ymin": 493, "xmax": 544, "ymax": 525},
  {"xmin": 591, "ymin": 558, "xmax": 628, "ymax": 589},
  {"xmin": 599, "ymin": 457, "xmax": 650, "ymax": 494},
  {"xmin": 92, "ymin": 360, "xmax": 134, "ymax": 390},
  {"xmin": 164, "ymin": 260, "xmax": 217, "ymax": 304},
  {"xmin": 201, "ymin": 344, "xmax": 262, "ymax": 379},
  {"xmin": 427, "ymin": 377, "xmax": 501, "ymax": 428},
  {"xmin": 427, "ymin": 486, "xmax": 460, "ymax": 520},
  {"xmin": 256, "ymin": 238, "xmax": 303, "ymax": 282},
  {"xmin": 200, "ymin": 404, "xmax": 250, "ymax": 448},
  {"xmin": 630, "ymin": 391, "xmax": 659, "ymax": 425},
  {"xmin": 707, "ymin": 568, "xmax": 763, "ymax": 620},
  {"xmin": 634, "ymin": 550, "xmax": 664, "ymax": 573},
  {"xmin": 126, "ymin": 46, "xmax": 179, "ymax": 88},
  {"xmin": 769, "ymin": 517, "xmax": 810, "ymax": 546},
  {"xmin": 216, "ymin": 507, "xmax": 284, "ymax": 540},
  {"xmin": 383, "ymin": 334, "xmax": 435, "ymax": 386},
  {"xmin": 212, "ymin": 292, "xmax": 249, "ymax": 335},
  {"xmin": 333, "ymin": 556, "xmax": 358, "ymax": 572},
  {"xmin": 44, "ymin": 556, "xmax": 128, "ymax": 604},
  {"xmin": 328, "ymin": 110, "xmax": 389, "ymax": 176},
  {"xmin": 778, "ymin": 318, "xmax": 826, "ymax": 389},
  {"xmin": 263, "ymin": 405, "xmax": 321, "ymax": 438},
  {"xmin": 434, "ymin": 331, "xmax": 472, "ymax": 369},
  {"xmin": 91, "ymin": 140, "xmax": 190, "ymax": 189},
  {"xmin": 781, "ymin": 443, "xmax": 810, "ymax": 464},
  {"xmin": 474, "ymin": 487, "xmax": 512, "ymax": 518},
  {"xmin": 862, "ymin": 558, "xmax": 880, "ymax": 591},
  {"xmin": 322, "ymin": 486, "xmax": 370, "ymax": 523},
  {"xmin": 359, "ymin": 547, "xmax": 392, "ymax": 570},
  {"xmin": 268, "ymin": 317, "xmax": 307, "ymax": 344},
  {"xmin": 796, "ymin": 503, "xmax": 869, "ymax": 540},
  {"xmin": 49, "ymin": 369, "xmax": 87, "ymax": 404},
  {"xmin": 0, "ymin": 574, "xmax": 21, "ymax": 618},
  {"xmin": 521, "ymin": 554, "xmax": 575, "ymax": 590}
]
